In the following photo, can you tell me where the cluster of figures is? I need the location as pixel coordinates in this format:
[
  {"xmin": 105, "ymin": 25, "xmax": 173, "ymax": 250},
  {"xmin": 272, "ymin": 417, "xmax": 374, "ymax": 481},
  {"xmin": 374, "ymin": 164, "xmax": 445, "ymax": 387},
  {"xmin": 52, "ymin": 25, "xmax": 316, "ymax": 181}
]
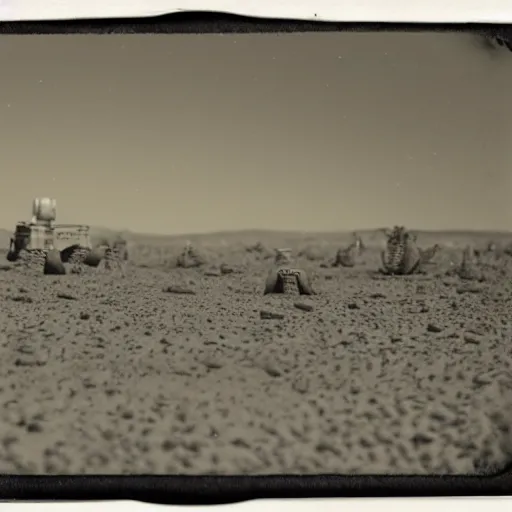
[
  {"xmin": 7, "ymin": 224, "xmax": 504, "ymax": 292},
  {"xmin": 259, "ymin": 225, "xmax": 501, "ymax": 296}
]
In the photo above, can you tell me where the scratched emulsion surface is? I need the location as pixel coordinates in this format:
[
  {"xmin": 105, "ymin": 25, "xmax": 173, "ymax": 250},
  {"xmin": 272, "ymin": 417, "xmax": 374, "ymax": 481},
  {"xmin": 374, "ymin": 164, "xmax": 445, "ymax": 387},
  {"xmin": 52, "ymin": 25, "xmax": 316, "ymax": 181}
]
[{"xmin": 0, "ymin": 31, "xmax": 511, "ymax": 474}]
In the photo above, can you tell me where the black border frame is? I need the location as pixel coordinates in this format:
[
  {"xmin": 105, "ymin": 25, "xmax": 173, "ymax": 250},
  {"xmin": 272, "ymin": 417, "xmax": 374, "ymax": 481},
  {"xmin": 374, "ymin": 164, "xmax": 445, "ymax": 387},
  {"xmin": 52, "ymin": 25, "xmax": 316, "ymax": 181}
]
[{"xmin": 0, "ymin": 11, "xmax": 511, "ymax": 504}]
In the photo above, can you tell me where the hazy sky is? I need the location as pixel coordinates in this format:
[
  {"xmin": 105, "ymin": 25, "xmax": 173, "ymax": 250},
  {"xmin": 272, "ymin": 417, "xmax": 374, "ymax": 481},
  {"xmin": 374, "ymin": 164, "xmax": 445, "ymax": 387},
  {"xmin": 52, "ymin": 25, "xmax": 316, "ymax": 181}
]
[{"xmin": 0, "ymin": 32, "xmax": 511, "ymax": 235}]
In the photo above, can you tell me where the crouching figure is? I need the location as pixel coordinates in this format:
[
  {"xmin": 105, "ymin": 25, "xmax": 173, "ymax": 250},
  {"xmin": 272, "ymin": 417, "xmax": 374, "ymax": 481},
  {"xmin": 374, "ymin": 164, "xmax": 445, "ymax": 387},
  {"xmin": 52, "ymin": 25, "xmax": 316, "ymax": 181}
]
[
  {"xmin": 264, "ymin": 249, "xmax": 315, "ymax": 295},
  {"xmin": 379, "ymin": 226, "xmax": 421, "ymax": 276}
]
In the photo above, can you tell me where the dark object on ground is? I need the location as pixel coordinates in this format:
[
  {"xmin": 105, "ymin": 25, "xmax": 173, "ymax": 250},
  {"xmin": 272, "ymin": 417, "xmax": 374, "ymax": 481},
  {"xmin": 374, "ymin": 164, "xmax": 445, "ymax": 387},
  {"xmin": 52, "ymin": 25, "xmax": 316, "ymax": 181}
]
[
  {"xmin": 380, "ymin": 226, "xmax": 421, "ymax": 275},
  {"xmin": 264, "ymin": 267, "xmax": 315, "ymax": 295},
  {"xmin": 294, "ymin": 301, "xmax": 314, "ymax": 312},
  {"xmin": 84, "ymin": 247, "xmax": 106, "ymax": 267},
  {"xmin": 164, "ymin": 285, "xmax": 196, "ymax": 295},
  {"xmin": 260, "ymin": 309, "xmax": 285, "ymax": 320},
  {"xmin": 44, "ymin": 249, "xmax": 66, "ymax": 275}
]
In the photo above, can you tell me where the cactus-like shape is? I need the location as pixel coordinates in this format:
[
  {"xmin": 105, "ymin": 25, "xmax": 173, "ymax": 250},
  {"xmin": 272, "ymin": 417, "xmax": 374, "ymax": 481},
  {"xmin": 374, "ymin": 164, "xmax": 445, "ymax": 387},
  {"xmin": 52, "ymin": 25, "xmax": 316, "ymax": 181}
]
[
  {"xmin": 379, "ymin": 226, "xmax": 421, "ymax": 275},
  {"xmin": 103, "ymin": 246, "xmax": 126, "ymax": 275},
  {"xmin": 353, "ymin": 232, "xmax": 366, "ymax": 254},
  {"xmin": 176, "ymin": 241, "xmax": 205, "ymax": 268},
  {"xmin": 333, "ymin": 234, "xmax": 363, "ymax": 268},
  {"xmin": 486, "ymin": 241, "xmax": 497, "ymax": 253},
  {"xmin": 419, "ymin": 244, "xmax": 441, "ymax": 264},
  {"xmin": 457, "ymin": 244, "xmax": 483, "ymax": 281},
  {"xmin": 94, "ymin": 236, "xmax": 128, "ymax": 275}
]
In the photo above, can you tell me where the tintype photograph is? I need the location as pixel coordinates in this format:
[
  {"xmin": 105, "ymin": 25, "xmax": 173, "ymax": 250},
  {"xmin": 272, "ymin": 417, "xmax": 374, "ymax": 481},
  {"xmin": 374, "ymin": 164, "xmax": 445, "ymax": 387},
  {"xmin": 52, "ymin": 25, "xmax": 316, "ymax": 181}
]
[{"xmin": 0, "ymin": 31, "xmax": 511, "ymax": 476}]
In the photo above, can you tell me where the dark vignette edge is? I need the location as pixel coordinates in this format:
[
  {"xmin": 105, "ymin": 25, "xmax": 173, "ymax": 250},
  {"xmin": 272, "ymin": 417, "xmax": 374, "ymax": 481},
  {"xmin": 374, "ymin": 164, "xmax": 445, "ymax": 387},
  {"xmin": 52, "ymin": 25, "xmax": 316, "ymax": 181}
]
[
  {"xmin": 0, "ymin": 11, "xmax": 509, "ymax": 38},
  {"xmin": 0, "ymin": 10, "xmax": 511, "ymax": 504}
]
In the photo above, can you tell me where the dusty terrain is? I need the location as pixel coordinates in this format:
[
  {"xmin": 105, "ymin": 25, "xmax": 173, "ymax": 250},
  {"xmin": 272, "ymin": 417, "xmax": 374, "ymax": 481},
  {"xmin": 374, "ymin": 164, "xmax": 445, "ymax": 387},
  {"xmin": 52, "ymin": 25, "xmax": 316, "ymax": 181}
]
[{"xmin": 0, "ymin": 229, "xmax": 511, "ymax": 476}]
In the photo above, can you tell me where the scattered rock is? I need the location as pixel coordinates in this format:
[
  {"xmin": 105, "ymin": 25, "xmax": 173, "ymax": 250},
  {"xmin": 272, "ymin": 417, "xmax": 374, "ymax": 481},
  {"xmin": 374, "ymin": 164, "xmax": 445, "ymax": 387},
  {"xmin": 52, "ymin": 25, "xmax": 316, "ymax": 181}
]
[
  {"xmin": 369, "ymin": 292, "xmax": 386, "ymax": 299},
  {"xmin": 456, "ymin": 284, "xmax": 484, "ymax": 294},
  {"xmin": 163, "ymin": 286, "xmax": 196, "ymax": 295},
  {"xmin": 57, "ymin": 292, "xmax": 77, "ymax": 300},
  {"xmin": 204, "ymin": 268, "xmax": 221, "ymax": 277},
  {"xmin": 199, "ymin": 355, "xmax": 224, "ymax": 369},
  {"xmin": 220, "ymin": 264, "xmax": 234, "ymax": 274},
  {"xmin": 257, "ymin": 357, "xmax": 282, "ymax": 377},
  {"xmin": 260, "ymin": 310, "xmax": 284, "ymax": 320},
  {"xmin": 463, "ymin": 332, "xmax": 481, "ymax": 344},
  {"xmin": 427, "ymin": 323, "xmax": 443, "ymax": 333},
  {"xmin": 473, "ymin": 373, "xmax": 493, "ymax": 387},
  {"xmin": 9, "ymin": 295, "xmax": 33, "ymax": 303},
  {"xmin": 292, "ymin": 375, "xmax": 310, "ymax": 394},
  {"xmin": 294, "ymin": 301, "xmax": 314, "ymax": 312},
  {"xmin": 347, "ymin": 302, "xmax": 360, "ymax": 310},
  {"xmin": 14, "ymin": 348, "xmax": 49, "ymax": 367},
  {"xmin": 411, "ymin": 433, "xmax": 434, "ymax": 447},
  {"xmin": 220, "ymin": 263, "xmax": 241, "ymax": 275}
]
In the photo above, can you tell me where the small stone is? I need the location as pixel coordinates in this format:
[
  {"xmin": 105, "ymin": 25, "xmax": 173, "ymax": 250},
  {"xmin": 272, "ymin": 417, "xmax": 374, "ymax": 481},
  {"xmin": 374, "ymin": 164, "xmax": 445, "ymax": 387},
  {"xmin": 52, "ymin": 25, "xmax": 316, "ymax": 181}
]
[
  {"xmin": 9, "ymin": 295, "xmax": 33, "ymax": 303},
  {"xmin": 292, "ymin": 376, "xmax": 310, "ymax": 394},
  {"xmin": 463, "ymin": 332, "xmax": 481, "ymax": 344},
  {"xmin": 259, "ymin": 359, "xmax": 282, "ymax": 377},
  {"xmin": 427, "ymin": 323, "xmax": 443, "ymax": 333},
  {"xmin": 260, "ymin": 310, "xmax": 285, "ymax": 320},
  {"xmin": 199, "ymin": 355, "xmax": 223, "ymax": 369},
  {"xmin": 220, "ymin": 263, "xmax": 238, "ymax": 275},
  {"xmin": 294, "ymin": 302, "xmax": 314, "ymax": 312},
  {"xmin": 456, "ymin": 284, "xmax": 483, "ymax": 294},
  {"xmin": 26, "ymin": 422, "xmax": 43, "ymax": 433},
  {"xmin": 163, "ymin": 286, "xmax": 196, "ymax": 295},
  {"xmin": 473, "ymin": 373, "xmax": 492, "ymax": 386},
  {"xmin": 15, "ymin": 350, "xmax": 49, "ymax": 367},
  {"xmin": 18, "ymin": 344, "xmax": 35, "ymax": 355},
  {"xmin": 204, "ymin": 268, "xmax": 221, "ymax": 277},
  {"xmin": 347, "ymin": 302, "xmax": 359, "ymax": 310},
  {"xmin": 57, "ymin": 292, "xmax": 77, "ymax": 300}
]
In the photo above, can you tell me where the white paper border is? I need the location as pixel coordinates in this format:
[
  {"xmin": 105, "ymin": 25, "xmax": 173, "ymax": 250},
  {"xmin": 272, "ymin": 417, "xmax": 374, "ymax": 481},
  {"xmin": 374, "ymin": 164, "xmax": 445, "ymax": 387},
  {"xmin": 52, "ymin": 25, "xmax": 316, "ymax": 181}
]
[
  {"xmin": 0, "ymin": 0, "xmax": 511, "ymax": 510},
  {"xmin": 1, "ymin": 0, "xmax": 512, "ymax": 23},
  {"xmin": 1, "ymin": 497, "xmax": 512, "ymax": 511}
]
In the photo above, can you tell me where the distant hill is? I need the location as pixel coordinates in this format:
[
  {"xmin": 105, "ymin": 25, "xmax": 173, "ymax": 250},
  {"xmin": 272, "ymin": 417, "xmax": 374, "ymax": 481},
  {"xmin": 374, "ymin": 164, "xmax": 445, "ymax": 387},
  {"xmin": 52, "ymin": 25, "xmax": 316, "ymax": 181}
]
[{"xmin": 0, "ymin": 225, "xmax": 510, "ymax": 250}]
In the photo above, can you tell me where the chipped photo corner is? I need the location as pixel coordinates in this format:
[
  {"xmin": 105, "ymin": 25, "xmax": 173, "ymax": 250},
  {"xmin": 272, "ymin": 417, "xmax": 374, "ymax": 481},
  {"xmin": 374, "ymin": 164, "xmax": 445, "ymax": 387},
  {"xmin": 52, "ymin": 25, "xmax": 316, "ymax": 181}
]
[{"xmin": 0, "ymin": 12, "xmax": 512, "ymax": 500}]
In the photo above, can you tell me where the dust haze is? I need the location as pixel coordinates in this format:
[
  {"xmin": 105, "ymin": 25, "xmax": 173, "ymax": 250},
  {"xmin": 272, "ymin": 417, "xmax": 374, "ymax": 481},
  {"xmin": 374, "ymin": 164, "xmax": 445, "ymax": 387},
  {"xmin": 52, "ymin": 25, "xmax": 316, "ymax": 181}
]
[{"xmin": 0, "ymin": 31, "xmax": 511, "ymax": 475}]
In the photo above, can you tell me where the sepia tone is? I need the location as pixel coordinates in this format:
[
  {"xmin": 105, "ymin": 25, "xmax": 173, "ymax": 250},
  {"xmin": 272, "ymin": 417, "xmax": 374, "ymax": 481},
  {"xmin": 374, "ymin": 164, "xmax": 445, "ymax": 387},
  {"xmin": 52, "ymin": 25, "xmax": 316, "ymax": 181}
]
[{"xmin": 0, "ymin": 31, "xmax": 511, "ymax": 475}]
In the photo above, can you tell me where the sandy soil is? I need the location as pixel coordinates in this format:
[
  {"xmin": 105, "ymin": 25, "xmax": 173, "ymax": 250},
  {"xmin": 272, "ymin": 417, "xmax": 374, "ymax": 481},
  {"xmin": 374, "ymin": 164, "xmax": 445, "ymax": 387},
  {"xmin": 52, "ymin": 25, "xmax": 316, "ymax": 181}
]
[{"xmin": 0, "ymin": 231, "xmax": 511, "ymax": 475}]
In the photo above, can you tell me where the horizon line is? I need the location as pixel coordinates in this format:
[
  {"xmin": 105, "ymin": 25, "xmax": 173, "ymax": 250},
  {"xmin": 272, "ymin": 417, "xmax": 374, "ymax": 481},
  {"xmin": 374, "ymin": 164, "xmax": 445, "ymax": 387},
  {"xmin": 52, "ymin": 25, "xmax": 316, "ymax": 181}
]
[{"xmin": 2, "ymin": 225, "xmax": 510, "ymax": 239}]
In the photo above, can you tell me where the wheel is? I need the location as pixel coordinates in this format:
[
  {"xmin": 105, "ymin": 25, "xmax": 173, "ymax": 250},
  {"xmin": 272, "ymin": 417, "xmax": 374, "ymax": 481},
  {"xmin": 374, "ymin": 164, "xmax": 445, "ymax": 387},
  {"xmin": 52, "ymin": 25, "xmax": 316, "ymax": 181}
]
[
  {"xmin": 44, "ymin": 249, "xmax": 66, "ymax": 275},
  {"xmin": 83, "ymin": 247, "xmax": 105, "ymax": 268},
  {"xmin": 6, "ymin": 250, "xmax": 18, "ymax": 262}
]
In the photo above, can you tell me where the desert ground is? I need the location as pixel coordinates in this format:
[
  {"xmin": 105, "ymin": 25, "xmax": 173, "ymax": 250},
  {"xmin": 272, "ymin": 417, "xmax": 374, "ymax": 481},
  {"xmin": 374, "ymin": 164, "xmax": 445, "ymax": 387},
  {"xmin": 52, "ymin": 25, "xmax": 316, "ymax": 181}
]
[{"xmin": 0, "ymin": 228, "xmax": 511, "ymax": 475}]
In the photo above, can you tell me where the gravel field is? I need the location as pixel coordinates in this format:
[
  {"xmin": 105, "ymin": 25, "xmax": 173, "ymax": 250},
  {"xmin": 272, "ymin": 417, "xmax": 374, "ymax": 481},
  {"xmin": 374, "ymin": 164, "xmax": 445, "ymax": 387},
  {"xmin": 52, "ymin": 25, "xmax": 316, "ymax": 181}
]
[{"xmin": 0, "ymin": 231, "xmax": 511, "ymax": 475}]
